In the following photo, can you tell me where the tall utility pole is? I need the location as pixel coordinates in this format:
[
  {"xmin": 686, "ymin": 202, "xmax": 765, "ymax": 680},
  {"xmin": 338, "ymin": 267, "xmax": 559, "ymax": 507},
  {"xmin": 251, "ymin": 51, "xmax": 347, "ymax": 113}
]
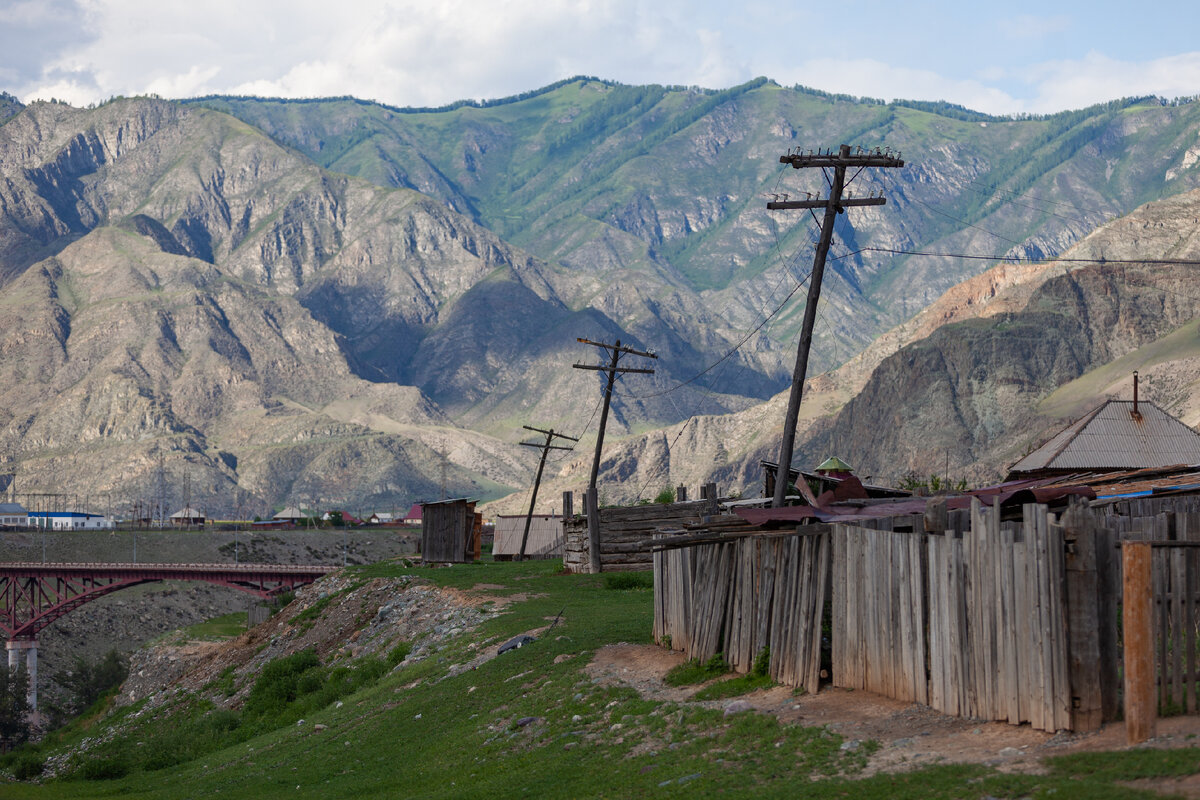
[
  {"xmin": 516, "ymin": 425, "xmax": 578, "ymax": 561},
  {"xmin": 769, "ymin": 144, "xmax": 904, "ymax": 508},
  {"xmin": 573, "ymin": 338, "xmax": 657, "ymax": 572}
]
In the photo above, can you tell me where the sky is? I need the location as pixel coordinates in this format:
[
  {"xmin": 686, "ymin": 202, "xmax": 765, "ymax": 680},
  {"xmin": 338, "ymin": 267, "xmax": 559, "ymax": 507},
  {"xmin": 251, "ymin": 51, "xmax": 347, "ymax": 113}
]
[{"xmin": 3, "ymin": 0, "xmax": 1200, "ymax": 116}]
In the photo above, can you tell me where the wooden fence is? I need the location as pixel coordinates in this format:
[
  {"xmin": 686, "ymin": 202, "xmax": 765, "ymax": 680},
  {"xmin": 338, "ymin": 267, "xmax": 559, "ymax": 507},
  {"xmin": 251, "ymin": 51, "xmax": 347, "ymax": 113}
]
[
  {"xmin": 564, "ymin": 497, "xmax": 725, "ymax": 573},
  {"xmin": 652, "ymin": 495, "xmax": 1200, "ymax": 732},
  {"xmin": 654, "ymin": 530, "xmax": 830, "ymax": 693}
]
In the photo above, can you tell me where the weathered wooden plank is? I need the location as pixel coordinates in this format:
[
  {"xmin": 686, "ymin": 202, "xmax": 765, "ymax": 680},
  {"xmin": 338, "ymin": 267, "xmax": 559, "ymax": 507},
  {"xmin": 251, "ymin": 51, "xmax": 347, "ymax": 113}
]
[
  {"xmin": 1014, "ymin": 525, "xmax": 1033, "ymax": 726},
  {"xmin": 950, "ymin": 534, "xmax": 968, "ymax": 718},
  {"xmin": 1170, "ymin": 547, "xmax": 1185, "ymax": 711},
  {"xmin": 1062, "ymin": 501, "xmax": 1103, "ymax": 732},
  {"xmin": 1028, "ymin": 505, "xmax": 1048, "ymax": 732},
  {"xmin": 1047, "ymin": 511, "xmax": 1072, "ymax": 731},
  {"xmin": 809, "ymin": 531, "xmax": 831, "ymax": 693},
  {"xmin": 1184, "ymin": 516, "xmax": 1199, "ymax": 714},
  {"xmin": 926, "ymin": 535, "xmax": 942, "ymax": 712},
  {"xmin": 832, "ymin": 527, "xmax": 847, "ymax": 689}
]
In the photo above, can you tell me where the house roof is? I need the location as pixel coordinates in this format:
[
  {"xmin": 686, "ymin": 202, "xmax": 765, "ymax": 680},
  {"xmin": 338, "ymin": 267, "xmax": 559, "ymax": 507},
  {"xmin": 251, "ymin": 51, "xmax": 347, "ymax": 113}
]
[
  {"xmin": 0, "ymin": 502, "xmax": 27, "ymax": 515},
  {"xmin": 1008, "ymin": 400, "xmax": 1200, "ymax": 475},
  {"xmin": 815, "ymin": 456, "xmax": 854, "ymax": 473},
  {"xmin": 273, "ymin": 506, "xmax": 307, "ymax": 520},
  {"xmin": 404, "ymin": 503, "xmax": 423, "ymax": 520},
  {"xmin": 29, "ymin": 511, "xmax": 103, "ymax": 518},
  {"xmin": 170, "ymin": 507, "xmax": 205, "ymax": 519}
]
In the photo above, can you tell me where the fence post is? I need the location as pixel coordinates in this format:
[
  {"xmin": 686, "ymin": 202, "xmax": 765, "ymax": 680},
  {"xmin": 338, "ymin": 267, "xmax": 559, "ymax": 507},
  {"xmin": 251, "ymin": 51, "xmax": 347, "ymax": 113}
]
[
  {"xmin": 586, "ymin": 487, "xmax": 601, "ymax": 574},
  {"xmin": 1122, "ymin": 541, "xmax": 1155, "ymax": 744}
]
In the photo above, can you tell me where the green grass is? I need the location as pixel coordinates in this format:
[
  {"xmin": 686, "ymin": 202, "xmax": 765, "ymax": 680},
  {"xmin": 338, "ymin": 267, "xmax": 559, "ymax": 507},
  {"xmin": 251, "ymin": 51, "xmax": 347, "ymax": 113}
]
[
  {"xmin": 4, "ymin": 559, "xmax": 1199, "ymax": 799},
  {"xmin": 692, "ymin": 647, "xmax": 774, "ymax": 700},
  {"xmin": 663, "ymin": 653, "xmax": 730, "ymax": 687},
  {"xmin": 175, "ymin": 612, "xmax": 247, "ymax": 641}
]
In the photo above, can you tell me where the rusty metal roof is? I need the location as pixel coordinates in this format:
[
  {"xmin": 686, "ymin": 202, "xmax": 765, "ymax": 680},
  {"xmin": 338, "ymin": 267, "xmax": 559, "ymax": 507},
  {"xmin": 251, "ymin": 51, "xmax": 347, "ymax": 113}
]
[{"xmin": 1008, "ymin": 400, "xmax": 1200, "ymax": 474}]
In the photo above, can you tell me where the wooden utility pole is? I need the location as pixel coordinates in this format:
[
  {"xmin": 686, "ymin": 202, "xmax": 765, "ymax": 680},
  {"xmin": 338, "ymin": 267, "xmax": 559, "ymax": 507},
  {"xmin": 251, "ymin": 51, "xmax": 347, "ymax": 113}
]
[
  {"xmin": 769, "ymin": 144, "xmax": 904, "ymax": 507},
  {"xmin": 516, "ymin": 425, "xmax": 578, "ymax": 560},
  {"xmin": 573, "ymin": 338, "xmax": 657, "ymax": 572}
]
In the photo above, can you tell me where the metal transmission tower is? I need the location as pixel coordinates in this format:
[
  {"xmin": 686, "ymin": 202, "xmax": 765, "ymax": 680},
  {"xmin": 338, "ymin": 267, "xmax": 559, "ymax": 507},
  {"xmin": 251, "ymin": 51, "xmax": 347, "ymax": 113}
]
[
  {"xmin": 516, "ymin": 425, "xmax": 578, "ymax": 561},
  {"xmin": 573, "ymin": 338, "xmax": 657, "ymax": 572},
  {"xmin": 768, "ymin": 144, "xmax": 904, "ymax": 508}
]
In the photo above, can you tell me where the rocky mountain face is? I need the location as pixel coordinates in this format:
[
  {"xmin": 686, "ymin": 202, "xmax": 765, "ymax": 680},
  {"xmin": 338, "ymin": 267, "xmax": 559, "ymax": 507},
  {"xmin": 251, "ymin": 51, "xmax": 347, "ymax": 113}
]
[
  {"xmin": 0, "ymin": 99, "xmax": 547, "ymax": 512},
  {"xmin": 3, "ymin": 82, "xmax": 1200, "ymax": 513}
]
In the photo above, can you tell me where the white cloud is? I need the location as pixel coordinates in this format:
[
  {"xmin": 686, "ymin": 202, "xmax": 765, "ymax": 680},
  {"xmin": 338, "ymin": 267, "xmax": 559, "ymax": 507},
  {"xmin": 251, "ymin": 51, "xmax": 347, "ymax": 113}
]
[
  {"xmin": 771, "ymin": 58, "xmax": 1026, "ymax": 116},
  {"xmin": 7, "ymin": 0, "xmax": 1200, "ymax": 116},
  {"xmin": 1022, "ymin": 51, "xmax": 1200, "ymax": 113},
  {"xmin": 13, "ymin": 0, "xmax": 745, "ymax": 107}
]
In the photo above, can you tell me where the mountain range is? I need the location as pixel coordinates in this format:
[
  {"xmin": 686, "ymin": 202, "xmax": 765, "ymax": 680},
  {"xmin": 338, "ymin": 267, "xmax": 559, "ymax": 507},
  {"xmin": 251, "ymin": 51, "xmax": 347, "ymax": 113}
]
[{"xmin": 1, "ymin": 80, "xmax": 1199, "ymax": 514}]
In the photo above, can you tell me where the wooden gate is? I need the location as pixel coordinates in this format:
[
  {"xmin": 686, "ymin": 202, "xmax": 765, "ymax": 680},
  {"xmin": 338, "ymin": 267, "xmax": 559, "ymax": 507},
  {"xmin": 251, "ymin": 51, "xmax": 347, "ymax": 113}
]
[{"xmin": 1152, "ymin": 539, "xmax": 1200, "ymax": 714}]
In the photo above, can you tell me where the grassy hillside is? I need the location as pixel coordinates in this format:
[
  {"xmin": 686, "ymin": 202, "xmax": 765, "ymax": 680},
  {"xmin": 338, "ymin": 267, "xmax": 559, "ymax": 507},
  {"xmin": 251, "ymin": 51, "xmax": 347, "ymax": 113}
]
[{"xmin": 5, "ymin": 560, "xmax": 1198, "ymax": 799}]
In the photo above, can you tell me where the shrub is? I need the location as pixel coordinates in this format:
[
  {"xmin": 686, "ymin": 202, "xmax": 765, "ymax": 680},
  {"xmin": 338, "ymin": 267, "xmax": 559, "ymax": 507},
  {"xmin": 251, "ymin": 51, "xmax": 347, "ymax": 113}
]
[
  {"xmin": 653, "ymin": 488, "xmax": 675, "ymax": 504},
  {"xmin": 13, "ymin": 753, "xmax": 44, "ymax": 780},
  {"xmin": 244, "ymin": 649, "xmax": 321, "ymax": 719},
  {"xmin": 388, "ymin": 641, "xmax": 412, "ymax": 666},
  {"xmin": 603, "ymin": 572, "xmax": 653, "ymax": 591},
  {"xmin": 81, "ymin": 756, "xmax": 130, "ymax": 780}
]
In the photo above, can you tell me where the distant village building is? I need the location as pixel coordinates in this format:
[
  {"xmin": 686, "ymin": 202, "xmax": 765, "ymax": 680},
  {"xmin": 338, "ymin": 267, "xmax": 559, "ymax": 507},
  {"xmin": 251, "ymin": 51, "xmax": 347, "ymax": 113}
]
[
  {"xmin": 368, "ymin": 512, "xmax": 395, "ymax": 525},
  {"xmin": 403, "ymin": 503, "xmax": 423, "ymax": 525},
  {"xmin": 169, "ymin": 506, "xmax": 206, "ymax": 526},
  {"xmin": 0, "ymin": 502, "xmax": 29, "ymax": 528},
  {"xmin": 1006, "ymin": 399, "xmax": 1200, "ymax": 480},
  {"xmin": 28, "ymin": 511, "xmax": 113, "ymax": 530},
  {"xmin": 272, "ymin": 506, "xmax": 308, "ymax": 523}
]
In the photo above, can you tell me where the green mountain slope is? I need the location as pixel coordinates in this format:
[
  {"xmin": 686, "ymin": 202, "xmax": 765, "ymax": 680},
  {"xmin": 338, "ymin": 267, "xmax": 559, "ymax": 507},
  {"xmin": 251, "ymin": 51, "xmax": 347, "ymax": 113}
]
[{"xmin": 191, "ymin": 81, "xmax": 1200, "ymax": 376}]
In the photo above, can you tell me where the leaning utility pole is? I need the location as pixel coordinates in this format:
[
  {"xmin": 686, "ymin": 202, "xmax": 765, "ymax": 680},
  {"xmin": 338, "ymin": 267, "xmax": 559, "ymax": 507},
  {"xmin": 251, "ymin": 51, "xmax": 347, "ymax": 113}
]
[
  {"xmin": 573, "ymin": 338, "xmax": 657, "ymax": 572},
  {"xmin": 516, "ymin": 425, "xmax": 579, "ymax": 561},
  {"xmin": 769, "ymin": 144, "xmax": 903, "ymax": 508}
]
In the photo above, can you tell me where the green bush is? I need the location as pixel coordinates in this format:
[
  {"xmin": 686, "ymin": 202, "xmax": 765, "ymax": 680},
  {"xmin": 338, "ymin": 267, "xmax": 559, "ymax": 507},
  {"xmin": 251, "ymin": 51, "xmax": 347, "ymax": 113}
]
[
  {"xmin": 243, "ymin": 649, "xmax": 321, "ymax": 719},
  {"xmin": 387, "ymin": 641, "xmax": 412, "ymax": 666},
  {"xmin": 81, "ymin": 755, "xmax": 131, "ymax": 780},
  {"xmin": 12, "ymin": 752, "xmax": 44, "ymax": 780},
  {"xmin": 603, "ymin": 572, "xmax": 653, "ymax": 591},
  {"xmin": 653, "ymin": 488, "xmax": 675, "ymax": 504}
]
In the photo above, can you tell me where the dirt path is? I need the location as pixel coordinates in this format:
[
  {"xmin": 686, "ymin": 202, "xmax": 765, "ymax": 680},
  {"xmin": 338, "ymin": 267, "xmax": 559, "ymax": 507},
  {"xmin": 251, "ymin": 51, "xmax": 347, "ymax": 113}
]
[{"xmin": 587, "ymin": 642, "xmax": 1200, "ymax": 792}]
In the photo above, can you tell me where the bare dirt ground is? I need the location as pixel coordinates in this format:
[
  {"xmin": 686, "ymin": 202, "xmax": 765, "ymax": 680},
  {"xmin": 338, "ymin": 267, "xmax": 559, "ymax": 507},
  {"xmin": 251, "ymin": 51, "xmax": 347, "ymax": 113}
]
[{"xmin": 587, "ymin": 643, "xmax": 1200, "ymax": 795}]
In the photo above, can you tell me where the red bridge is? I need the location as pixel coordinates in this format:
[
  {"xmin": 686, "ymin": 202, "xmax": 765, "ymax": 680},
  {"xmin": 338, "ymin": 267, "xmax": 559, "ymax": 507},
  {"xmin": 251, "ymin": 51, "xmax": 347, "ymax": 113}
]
[
  {"xmin": 1, "ymin": 561, "xmax": 333, "ymax": 710},
  {"xmin": 0, "ymin": 561, "xmax": 332, "ymax": 642}
]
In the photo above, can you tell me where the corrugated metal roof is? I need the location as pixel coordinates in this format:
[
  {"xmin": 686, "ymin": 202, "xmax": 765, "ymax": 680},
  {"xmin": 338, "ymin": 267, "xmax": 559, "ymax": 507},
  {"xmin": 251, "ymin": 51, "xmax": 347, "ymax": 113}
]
[{"xmin": 1008, "ymin": 400, "xmax": 1200, "ymax": 474}]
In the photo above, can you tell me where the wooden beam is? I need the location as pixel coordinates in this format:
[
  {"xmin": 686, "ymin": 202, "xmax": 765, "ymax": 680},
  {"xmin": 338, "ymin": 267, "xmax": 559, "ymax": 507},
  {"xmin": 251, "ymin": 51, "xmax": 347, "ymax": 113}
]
[{"xmin": 1122, "ymin": 541, "xmax": 1156, "ymax": 744}]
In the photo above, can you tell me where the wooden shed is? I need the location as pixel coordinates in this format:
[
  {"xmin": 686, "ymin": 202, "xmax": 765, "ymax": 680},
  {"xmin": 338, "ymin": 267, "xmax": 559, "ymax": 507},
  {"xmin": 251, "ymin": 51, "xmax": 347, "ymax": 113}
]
[
  {"xmin": 420, "ymin": 498, "xmax": 480, "ymax": 563},
  {"xmin": 493, "ymin": 514, "xmax": 563, "ymax": 560}
]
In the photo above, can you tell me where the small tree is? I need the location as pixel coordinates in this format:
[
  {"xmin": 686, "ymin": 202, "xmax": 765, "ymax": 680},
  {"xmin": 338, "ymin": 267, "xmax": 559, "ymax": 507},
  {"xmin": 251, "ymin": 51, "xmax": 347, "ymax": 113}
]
[
  {"xmin": 0, "ymin": 663, "xmax": 31, "ymax": 751},
  {"xmin": 52, "ymin": 649, "xmax": 128, "ymax": 719}
]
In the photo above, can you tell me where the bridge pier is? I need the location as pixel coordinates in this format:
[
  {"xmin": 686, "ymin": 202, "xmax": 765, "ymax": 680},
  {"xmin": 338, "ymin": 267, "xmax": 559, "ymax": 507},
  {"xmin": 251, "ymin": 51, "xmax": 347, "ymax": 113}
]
[{"xmin": 6, "ymin": 639, "xmax": 37, "ymax": 710}]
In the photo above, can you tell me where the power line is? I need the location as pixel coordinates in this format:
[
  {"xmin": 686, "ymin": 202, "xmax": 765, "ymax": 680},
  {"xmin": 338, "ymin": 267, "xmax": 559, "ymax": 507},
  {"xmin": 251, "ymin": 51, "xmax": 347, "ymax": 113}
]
[{"xmin": 855, "ymin": 246, "xmax": 1200, "ymax": 267}]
